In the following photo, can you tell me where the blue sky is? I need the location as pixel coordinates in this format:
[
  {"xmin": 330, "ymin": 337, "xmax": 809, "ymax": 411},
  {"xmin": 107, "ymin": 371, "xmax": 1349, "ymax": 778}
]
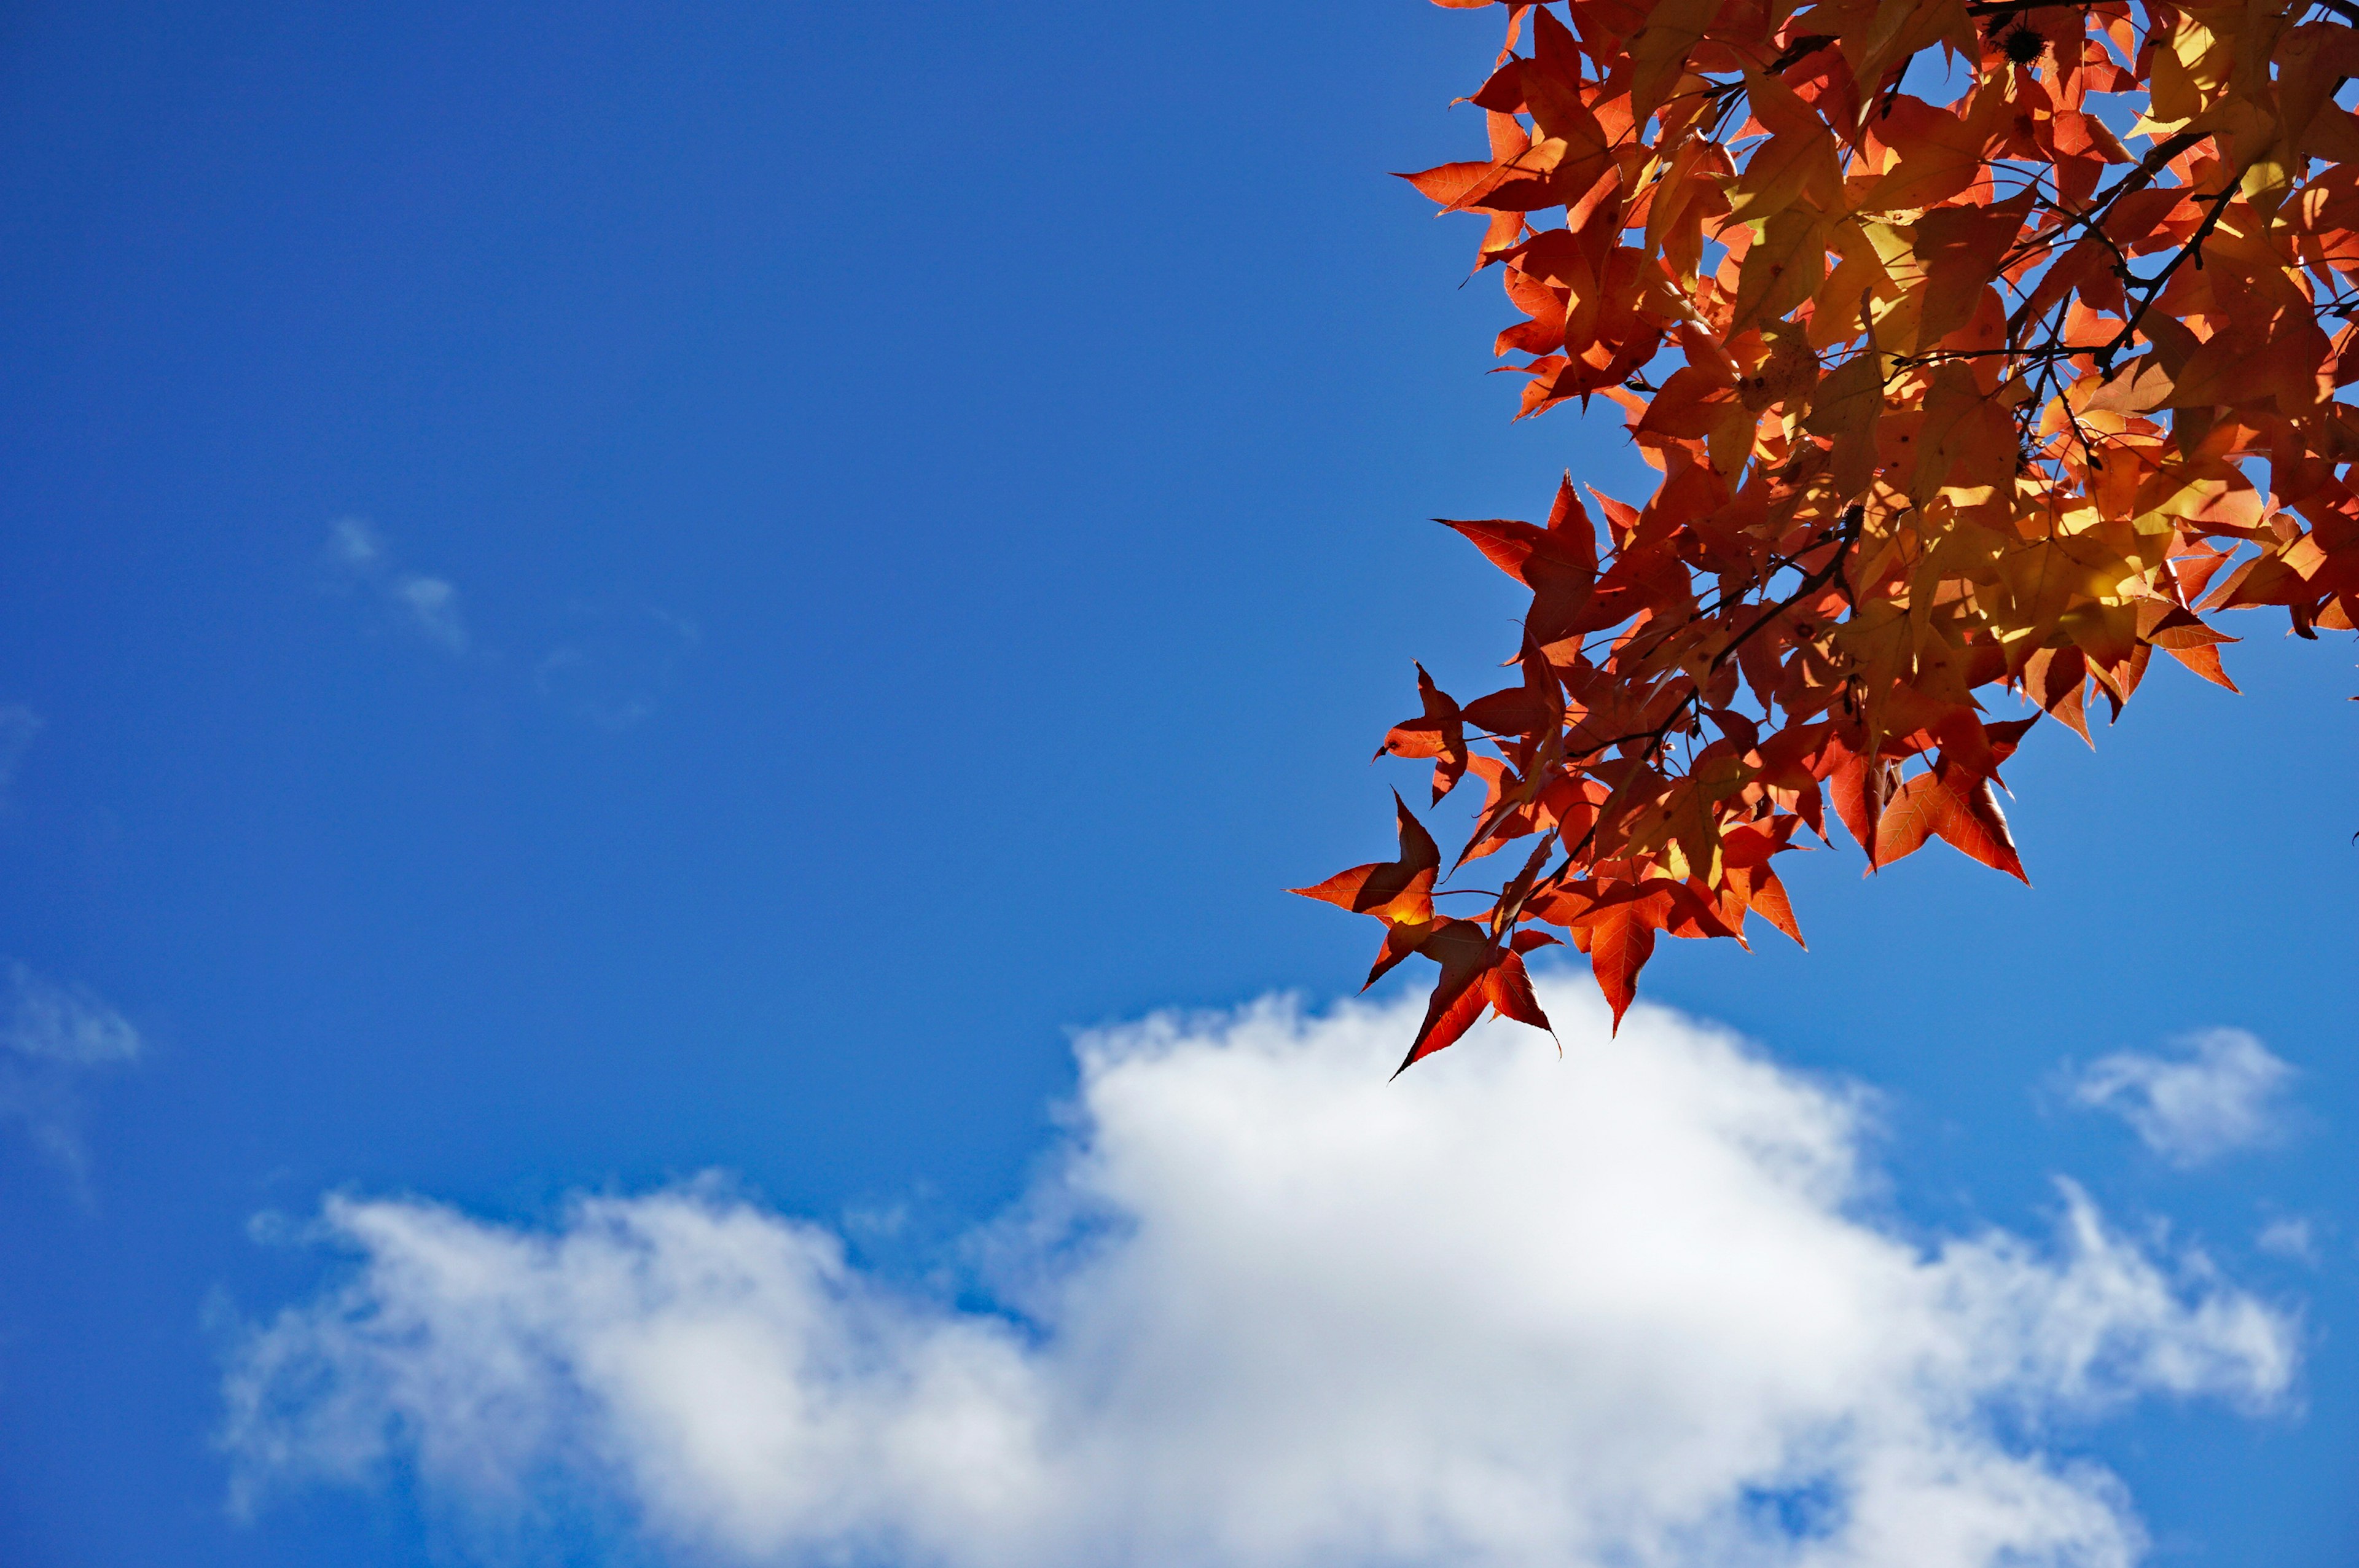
[{"xmin": 0, "ymin": 3, "xmax": 2353, "ymax": 1564}]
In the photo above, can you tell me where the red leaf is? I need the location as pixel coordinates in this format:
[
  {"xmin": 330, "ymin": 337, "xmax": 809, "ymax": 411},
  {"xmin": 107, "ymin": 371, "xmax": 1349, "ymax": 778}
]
[
  {"xmin": 1871, "ymin": 763, "xmax": 2028, "ymax": 882},
  {"xmin": 1582, "ymin": 906, "xmax": 1656, "ymax": 1032},
  {"xmin": 1375, "ymin": 663, "xmax": 1470, "ymax": 803},
  {"xmin": 1291, "ymin": 792, "xmax": 1441, "ymax": 921},
  {"xmin": 1391, "ymin": 927, "xmax": 1557, "ymax": 1075}
]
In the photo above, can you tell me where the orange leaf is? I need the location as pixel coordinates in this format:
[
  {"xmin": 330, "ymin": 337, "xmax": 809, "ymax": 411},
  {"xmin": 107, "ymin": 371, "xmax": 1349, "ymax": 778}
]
[
  {"xmin": 1292, "ymin": 792, "xmax": 1441, "ymax": 922},
  {"xmin": 1582, "ymin": 906, "xmax": 1656, "ymax": 1032},
  {"xmin": 1870, "ymin": 762, "xmax": 2028, "ymax": 881}
]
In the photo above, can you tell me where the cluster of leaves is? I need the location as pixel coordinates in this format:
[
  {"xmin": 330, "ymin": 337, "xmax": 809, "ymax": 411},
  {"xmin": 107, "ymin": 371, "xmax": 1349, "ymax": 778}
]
[{"xmin": 1303, "ymin": 0, "xmax": 2359, "ymax": 1074}]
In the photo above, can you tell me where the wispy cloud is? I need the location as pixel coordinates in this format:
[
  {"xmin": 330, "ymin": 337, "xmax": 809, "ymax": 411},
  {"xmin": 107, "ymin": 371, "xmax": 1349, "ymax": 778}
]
[
  {"xmin": 324, "ymin": 516, "xmax": 384, "ymax": 573},
  {"xmin": 0, "ymin": 962, "xmax": 143, "ymax": 1179},
  {"xmin": 0, "ymin": 703, "xmax": 43, "ymax": 805},
  {"xmin": 386, "ymin": 574, "xmax": 466, "ymax": 654},
  {"xmin": 318, "ymin": 521, "xmax": 706, "ymax": 721},
  {"xmin": 534, "ymin": 604, "xmax": 700, "ymax": 729},
  {"xmin": 2070, "ymin": 1029, "xmax": 2294, "ymax": 1167},
  {"xmin": 321, "ymin": 517, "xmax": 469, "ymax": 655},
  {"xmin": 2255, "ymin": 1218, "xmax": 2317, "ymax": 1264},
  {"xmin": 222, "ymin": 988, "xmax": 2294, "ymax": 1567}
]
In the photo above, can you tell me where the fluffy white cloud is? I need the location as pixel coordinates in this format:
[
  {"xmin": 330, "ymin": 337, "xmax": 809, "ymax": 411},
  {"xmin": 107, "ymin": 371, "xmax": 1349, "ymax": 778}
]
[
  {"xmin": 221, "ymin": 989, "xmax": 2295, "ymax": 1567},
  {"xmin": 2070, "ymin": 1030, "xmax": 2293, "ymax": 1167},
  {"xmin": 1, "ymin": 961, "xmax": 143, "ymax": 1174}
]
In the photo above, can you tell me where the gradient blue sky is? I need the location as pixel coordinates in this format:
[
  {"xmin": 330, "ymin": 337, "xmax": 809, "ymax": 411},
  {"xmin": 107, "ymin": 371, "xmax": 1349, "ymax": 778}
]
[{"xmin": 1, "ymin": 3, "xmax": 2353, "ymax": 1564}]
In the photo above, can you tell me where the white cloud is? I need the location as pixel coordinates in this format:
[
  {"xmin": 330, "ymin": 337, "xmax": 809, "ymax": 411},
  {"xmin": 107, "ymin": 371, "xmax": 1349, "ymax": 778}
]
[
  {"xmin": 321, "ymin": 518, "xmax": 468, "ymax": 655},
  {"xmin": 0, "ymin": 961, "xmax": 143, "ymax": 1176},
  {"xmin": 389, "ymin": 574, "xmax": 468, "ymax": 653},
  {"xmin": 535, "ymin": 604, "xmax": 700, "ymax": 729},
  {"xmin": 2254, "ymin": 1219, "xmax": 2315, "ymax": 1264},
  {"xmin": 324, "ymin": 515, "xmax": 385, "ymax": 572},
  {"xmin": 2070, "ymin": 1030, "xmax": 2293, "ymax": 1167},
  {"xmin": 4, "ymin": 964, "xmax": 141, "ymax": 1066},
  {"xmin": 221, "ymin": 989, "xmax": 2296, "ymax": 1568}
]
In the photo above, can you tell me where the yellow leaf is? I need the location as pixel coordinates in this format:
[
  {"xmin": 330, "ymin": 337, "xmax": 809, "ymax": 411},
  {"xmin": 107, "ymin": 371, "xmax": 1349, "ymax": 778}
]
[
  {"xmin": 1803, "ymin": 348, "xmax": 1885, "ymax": 500},
  {"xmin": 1730, "ymin": 208, "xmax": 1829, "ymax": 332},
  {"xmin": 1629, "ymin": 0, "xmax": 1728, "ymax": 128}
]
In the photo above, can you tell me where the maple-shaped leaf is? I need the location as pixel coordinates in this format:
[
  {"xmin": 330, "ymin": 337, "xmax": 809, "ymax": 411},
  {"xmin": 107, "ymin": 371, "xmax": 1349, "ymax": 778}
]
[
  {"xmin": 1911, "ymin": 192, "xmax": 2035, "ymax": 345},
  {"xmin": 1375, "ymin": 662, "xmax": 1471, "ymax": 802},
  {"xmin": 1871, "ymin": 760, "xmax": 2028, "ymax": 882},
  {"xmin": 2083, "ymin": 357, "xmax": 2176, "ymax": 416},
  {"xmin": 1438, "ymin": 474, "xmax": 1599, "ymax": 644},
  {"xmin": 1291, "ymin": 791, "xmax": 1441, "ymax": 924},
  {"xmin": 1528, "ymin": 878, "xmax": 1734, "ymax": 1030},
  {"xmin": 1858, "ymin": 92, "xmax": 2005, "ymax": 214},
  {"xmin": 2020, "ymin": 646, "xmax": 2094, "ymax": 746},
  {"xmin": 1391, "ymin": 921, "xmax": 1559, "ymax": 1076},
  {"xmin": 1580, "ymin": 902, "xmax": 1654, "ymax": 1032},
  {"xmin": 1821, "ymin": 736, "xmax": 1896, "ymax": 864},
  {"xmin": 2138, "ymin": 601, "xmax": 2240, "ymax": 692},
  {"xmin": 1625, "ymin": 0, "xmax": 1724, "ymax": 125},
  {"xmin": 1803, "ymin": 352, "xmax": 1884, "ymax": 501},
  {"xmin": 1459, "ymin": 631, "xmax": 1565, "ymax": 742},
  {"xmin": 1720, "ymin": 816, "xmax": 1806, "ymax": 947}
]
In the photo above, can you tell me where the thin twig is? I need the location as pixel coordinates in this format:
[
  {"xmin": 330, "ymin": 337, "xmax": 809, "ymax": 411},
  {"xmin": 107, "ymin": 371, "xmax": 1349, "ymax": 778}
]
[{"xmin": 2102, "ymin": 176, "xmax": 2244, "ymax": 367}]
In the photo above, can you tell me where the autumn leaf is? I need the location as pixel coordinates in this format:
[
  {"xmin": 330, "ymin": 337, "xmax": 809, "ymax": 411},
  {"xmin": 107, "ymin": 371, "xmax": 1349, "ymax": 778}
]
[
  {"xmin": 1870, "ymin": 760, "xmax": 2028, "ymax": 881},
  {"xmin": 1579, "ymin": 903, "xmax": 1654, "ymax": 1032},
  {"xmin": 1312, "ymin": 0, "xmax": 2359, "ymax": 1069},
  {"xmin": 1391, "ymin": 923, "xmax": 1560, "ymax": 1075},
  {"xmin": 1438, "ymin": 472, "xmax": 1601, "ymax": 644},
  {"xmin": 1293, "ymin": 791, "xmax": 1440, "ymax": 925},
  {"xmin": 1375, "ymin": 663, "xmax": 1471, "ymax": 803}
]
